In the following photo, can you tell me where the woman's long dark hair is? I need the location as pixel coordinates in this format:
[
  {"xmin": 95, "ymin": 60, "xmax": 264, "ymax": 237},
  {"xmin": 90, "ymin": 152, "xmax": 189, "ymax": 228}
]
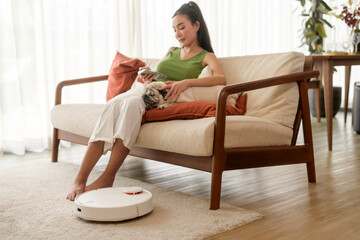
[{"xmin": 173, "ymin": 1, "xmax": 214, "ymax": 53}]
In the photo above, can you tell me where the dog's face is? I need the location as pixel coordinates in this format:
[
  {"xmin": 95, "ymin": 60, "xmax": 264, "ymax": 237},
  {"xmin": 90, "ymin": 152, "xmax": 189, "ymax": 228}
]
[{"xmin": 142, "ymin": 83, "xmax": 168, "ymax": 110}]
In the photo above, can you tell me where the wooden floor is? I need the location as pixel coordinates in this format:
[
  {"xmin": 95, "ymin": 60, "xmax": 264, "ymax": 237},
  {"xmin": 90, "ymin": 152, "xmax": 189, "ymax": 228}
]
[{"xmin": 2, "ymin": 112, "xmax": 360, "ymax": 239}]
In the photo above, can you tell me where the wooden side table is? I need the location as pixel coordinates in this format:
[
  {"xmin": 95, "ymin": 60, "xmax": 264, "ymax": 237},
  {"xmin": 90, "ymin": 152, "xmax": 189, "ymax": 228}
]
[{"xmin": 312, "ymin": 54, "xmax": 360, "ymax": 151}]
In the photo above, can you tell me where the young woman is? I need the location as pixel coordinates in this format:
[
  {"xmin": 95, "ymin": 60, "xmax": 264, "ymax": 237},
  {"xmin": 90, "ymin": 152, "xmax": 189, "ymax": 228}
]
[{"xmin": 67, "ymin": 1, "xmax": 226, "ymax": 201}]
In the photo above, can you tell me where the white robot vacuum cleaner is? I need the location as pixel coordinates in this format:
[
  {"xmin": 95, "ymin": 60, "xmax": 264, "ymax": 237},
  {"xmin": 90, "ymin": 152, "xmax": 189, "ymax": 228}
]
[{"xmin": 74, "ymin": 187, "xmax": 153, "ymax": 221}]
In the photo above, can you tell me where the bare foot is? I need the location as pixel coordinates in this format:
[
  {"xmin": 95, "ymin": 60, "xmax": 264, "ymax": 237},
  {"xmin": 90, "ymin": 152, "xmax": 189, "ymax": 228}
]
[
  {"xmin": 85, "ymin": 175, "xmax": 114, "ymax": 192},
  {"xmin": 66, "ymin": 182, "xmax": 85, "ymax": 201}
]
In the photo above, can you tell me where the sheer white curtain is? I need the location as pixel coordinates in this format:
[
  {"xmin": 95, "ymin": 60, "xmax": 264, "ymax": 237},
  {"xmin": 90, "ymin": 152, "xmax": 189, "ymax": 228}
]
[
  {"xmin": 0, "ymin": 0, "xmax": 304, "ymax": 155},
  {"xmin": 0, "ymin": 0, "xmax": 141, "ymax": 155},
  {"xmin": 139, "ymin": 0, "xmax": 303, "ymax": 58}
]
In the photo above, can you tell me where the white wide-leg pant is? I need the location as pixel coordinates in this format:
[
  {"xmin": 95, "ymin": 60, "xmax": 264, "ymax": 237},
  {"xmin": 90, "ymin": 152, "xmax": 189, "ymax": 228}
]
[{"xmin": 89, "ymin": 82, "xmax": 146, "ymax": 154}]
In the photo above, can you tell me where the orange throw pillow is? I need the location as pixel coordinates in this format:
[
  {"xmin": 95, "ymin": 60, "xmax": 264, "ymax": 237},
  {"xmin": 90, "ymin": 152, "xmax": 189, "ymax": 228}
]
[
  {"xmin": 142, "ymin": 94, "xmax": 247, "ymax": 124},
  {"xmin": 106, "ymin": 51, "xmax": 146, "ymax": 101}
]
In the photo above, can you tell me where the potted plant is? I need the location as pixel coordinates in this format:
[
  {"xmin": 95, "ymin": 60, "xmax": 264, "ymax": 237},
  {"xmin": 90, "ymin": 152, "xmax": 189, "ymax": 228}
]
[
  {"xmin": 298, "ymin": 0, "xmax": 333, "ymax": 53},
  {"xmin": 297, "ymin": 0, "xmax": 342, "ymax": 118}
]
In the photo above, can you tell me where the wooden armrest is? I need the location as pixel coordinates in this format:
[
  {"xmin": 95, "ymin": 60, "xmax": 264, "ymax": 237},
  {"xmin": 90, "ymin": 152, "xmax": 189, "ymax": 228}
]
[
  {"xmin": 55, "ymin": 75, "xmax": 109, "ymax": 105},
  {"xmin": 218, "ymin": 70, "xmax": 319, "ymax": 97}
]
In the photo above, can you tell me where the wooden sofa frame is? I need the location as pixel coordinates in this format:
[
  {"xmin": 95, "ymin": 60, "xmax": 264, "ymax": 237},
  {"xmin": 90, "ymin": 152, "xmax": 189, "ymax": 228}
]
[{"xmin": 52, "ymin": 56, "xmax": 319, "ymax": 210}]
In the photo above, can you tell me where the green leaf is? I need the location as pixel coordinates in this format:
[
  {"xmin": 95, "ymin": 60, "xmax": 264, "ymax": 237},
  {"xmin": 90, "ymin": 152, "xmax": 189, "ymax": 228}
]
[
  {"xmin": 309, "ymin": 45, "xmax": 315, "ymax": 53},
  {"xmin": 316, "ymin": 23, "xmax": 327, "ymax": 38},
  {"xmin": 301, "ymin": 9, "xmax": 308, "ymax": 15},
  {"xmin": 306, "ymin": 31, "xmax": 316, "ymax": 39},
  {"xmin": 310, "ymin": 5, "xmax": 314, "ymax": 14},
  {"xmin": 319, "ymin": 18, "xmax": 333, "ymax": 28},
  {"xmin": 320, "ymin": 0, "xmax": 332, "ymax": 11},
  {"xmin": 312, "ymin": 35, "xmax": 321, "ymax": 42},
  {"xmin": 316, "ymin": 44, "xmax": 323, "ymax": 53},
  {"xmin": 301, "ymin": 0, "xmax": 305, "ymax": 7},
  {"xmin": 310, "ymin": 16, "xmax": 316, "ymax": 24},
  {"xmin": 306, "ymin": 38, "xmax": 312, "ymax": 46},
  {"xmin": 305, "ymin": 17, "xmax": 316, "ymax": 28},
  {"xmin": 318, "ymin": 5, "xmax": 330, "ymax": 14}
]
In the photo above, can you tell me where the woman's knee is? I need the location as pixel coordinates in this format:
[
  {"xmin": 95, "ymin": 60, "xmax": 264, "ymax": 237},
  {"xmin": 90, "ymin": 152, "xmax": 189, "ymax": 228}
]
[
  {"xmin": 103, "ymin": 95, "xmax": 144, "ymax": 115},
  {"xmin": 106, "ymin": 95, "xmax": 141, "ymax": 106}
]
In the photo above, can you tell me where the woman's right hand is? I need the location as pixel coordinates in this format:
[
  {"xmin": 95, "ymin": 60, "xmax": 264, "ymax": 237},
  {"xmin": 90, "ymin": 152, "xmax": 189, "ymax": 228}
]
[{"xmin": 138, "ymin": 67, "xmax": 157, "ymax": 84}]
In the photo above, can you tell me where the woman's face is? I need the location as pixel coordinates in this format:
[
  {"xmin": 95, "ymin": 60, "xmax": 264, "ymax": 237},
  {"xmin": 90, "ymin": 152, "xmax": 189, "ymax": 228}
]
[{"xmin": 172, "ymin": 14, "xmax": 199, "ymax": 48}]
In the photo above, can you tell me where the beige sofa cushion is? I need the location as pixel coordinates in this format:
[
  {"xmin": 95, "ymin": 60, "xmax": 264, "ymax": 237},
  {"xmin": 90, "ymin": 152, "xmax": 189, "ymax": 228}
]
[
  {"xmin": 177, "ymin": 66, "xmax": 241, "ymax": 106},
  {"xmin": 51, "ymin": 104, "xmax": 104, "ymax": 138},
  {"xmin": 218, "ymin": 52, "xmax": 304, "ymax": 128},
  {"xmin": 51, "ymin": 104, "xmax": 293, "ymax": 156},
  {"xmin": 136, "ymin": 117, "xmax": 293, "ymax": 156}
]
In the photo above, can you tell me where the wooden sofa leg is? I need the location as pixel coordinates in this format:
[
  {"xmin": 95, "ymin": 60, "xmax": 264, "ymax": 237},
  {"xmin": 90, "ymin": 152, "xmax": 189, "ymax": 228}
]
[
  {"xmin": 52, "ymin": 128, "xmax": 60, "ymax": 163},
  {"xmin": 315, "ymin": 87, "xmax": 321, "ymax": 122},
  {"xmin": 210, "ymin": 170, "xmax": 223, "ymax": 210},
  {"xmin": 306, "ymin": 157, "xmax": 316, "ymax": 183}
]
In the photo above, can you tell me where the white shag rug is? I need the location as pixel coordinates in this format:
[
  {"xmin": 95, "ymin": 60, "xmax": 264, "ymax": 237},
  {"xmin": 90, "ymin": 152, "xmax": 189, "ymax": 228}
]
[{"xmin": 0, "ymin": 159, "xmax": 262, "ymax": 240}]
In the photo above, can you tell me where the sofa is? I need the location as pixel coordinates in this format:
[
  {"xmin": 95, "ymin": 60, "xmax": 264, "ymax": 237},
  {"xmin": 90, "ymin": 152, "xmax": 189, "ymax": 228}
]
[{"xmin": 51, "ymin": 52, "xmax": 319, "ymax": 210}]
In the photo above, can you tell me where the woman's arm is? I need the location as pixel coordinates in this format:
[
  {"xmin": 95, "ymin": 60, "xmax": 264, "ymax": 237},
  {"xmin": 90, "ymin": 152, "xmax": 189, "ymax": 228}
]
[
  {"xmin": 191, "ymin": 52, "xmax": 227, "ymax": 86},
  {"xmin": 179, "ymin": 52, "xmax": 226, "ymax": 87}
]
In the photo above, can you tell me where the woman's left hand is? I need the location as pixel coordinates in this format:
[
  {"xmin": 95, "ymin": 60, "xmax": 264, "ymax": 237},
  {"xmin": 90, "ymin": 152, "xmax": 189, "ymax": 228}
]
[{"xmin": 160, "ymin": 80, "xmax": 190, "ymax": 102}]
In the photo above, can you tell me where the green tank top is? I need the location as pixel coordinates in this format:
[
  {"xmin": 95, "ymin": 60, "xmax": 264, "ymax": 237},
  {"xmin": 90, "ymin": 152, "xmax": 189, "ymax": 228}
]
[{"xmin": 156, "ymin": 47, "xmax": 208, "ymax": 82}]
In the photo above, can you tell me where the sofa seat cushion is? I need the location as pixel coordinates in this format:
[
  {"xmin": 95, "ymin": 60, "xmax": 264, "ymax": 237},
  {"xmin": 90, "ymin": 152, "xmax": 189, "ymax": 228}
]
[
  {"xmin": 51, "ymin": 104, "xmax": 293, "ymax": 156},
  {"xmin": 51, "ymin": 104, "xmax": 105, "ymax": 138},
  {"xmin": 137, "ymin": 116, "xmax": 293, "ymax": 156}
]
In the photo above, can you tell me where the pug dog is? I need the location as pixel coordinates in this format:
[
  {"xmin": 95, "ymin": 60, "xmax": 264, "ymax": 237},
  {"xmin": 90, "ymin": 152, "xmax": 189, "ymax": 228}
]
[
  {"xmin": 142, "ymin": 82, "xmax": 175, "ymax": 110},
  {"xmin": 142, "ymin": 81, "xmax": 242, "ymax": 110}
]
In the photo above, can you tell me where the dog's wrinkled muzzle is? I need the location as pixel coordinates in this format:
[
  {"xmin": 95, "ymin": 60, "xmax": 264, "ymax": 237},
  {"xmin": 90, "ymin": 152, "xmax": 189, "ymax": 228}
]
[{"xmin": 142, "ymin": 95, "xmax": 157, "ymax": 110}]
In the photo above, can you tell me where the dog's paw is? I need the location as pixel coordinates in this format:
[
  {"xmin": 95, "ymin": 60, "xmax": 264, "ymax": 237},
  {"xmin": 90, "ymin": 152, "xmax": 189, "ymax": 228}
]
[
  {"xmin": 158, "ymin": 103, "xmax": 175, "ymax": 110},
  {"xmin": 157, "ymin": 104, "xmax": 166, "ymax": 110}
]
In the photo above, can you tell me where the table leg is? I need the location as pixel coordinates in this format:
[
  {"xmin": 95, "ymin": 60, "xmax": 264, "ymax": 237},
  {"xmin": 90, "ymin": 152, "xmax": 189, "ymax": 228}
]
[
  {"xmin": 344, "ymin": 66, "xmax": 351, "ymax": 123},
  {"xmin": 322, "ymin": 60, "xmax": 333, "ymax": 151},
  {"xmin": 315, "ymin": 65, "xmax": 322, "ymax": 123},
  {"xmin": 315, "ymin": 87, "xmax": 321, "ymax": 123}
]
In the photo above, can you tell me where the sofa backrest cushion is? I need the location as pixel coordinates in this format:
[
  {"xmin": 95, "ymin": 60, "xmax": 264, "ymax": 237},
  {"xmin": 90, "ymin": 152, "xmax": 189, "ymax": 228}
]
[
  {"xmin": 142, "ymin": 51, "xmax": 305, "ymax": 128},
  {"xmin": 218, "ymin": 52, "xmax": 304, "ymax": 128}
]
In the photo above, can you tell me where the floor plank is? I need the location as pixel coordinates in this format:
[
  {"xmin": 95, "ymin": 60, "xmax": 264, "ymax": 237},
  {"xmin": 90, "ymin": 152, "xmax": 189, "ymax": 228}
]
[{"xmin": 2, "ymin": 112, "xmax": 360, "ymax": 239}]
